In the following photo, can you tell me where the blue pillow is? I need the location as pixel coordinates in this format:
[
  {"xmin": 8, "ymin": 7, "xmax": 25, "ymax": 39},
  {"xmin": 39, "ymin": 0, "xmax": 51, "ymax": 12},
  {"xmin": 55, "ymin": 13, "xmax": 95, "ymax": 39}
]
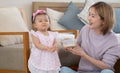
[
  {"xmin": 58, "ymin": 2, "xmax": 85, "ymax": 30},
  {"xmin": 113, "ymin": 8, "xmax": 120, "ymax": 33}
]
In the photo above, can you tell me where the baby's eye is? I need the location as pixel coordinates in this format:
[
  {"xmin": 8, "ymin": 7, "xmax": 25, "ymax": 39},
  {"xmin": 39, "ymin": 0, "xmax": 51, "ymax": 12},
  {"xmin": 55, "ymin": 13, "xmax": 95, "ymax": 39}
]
[{"xmin": 38, "ymin": 20, "xmax": 42, "ymax": 22}]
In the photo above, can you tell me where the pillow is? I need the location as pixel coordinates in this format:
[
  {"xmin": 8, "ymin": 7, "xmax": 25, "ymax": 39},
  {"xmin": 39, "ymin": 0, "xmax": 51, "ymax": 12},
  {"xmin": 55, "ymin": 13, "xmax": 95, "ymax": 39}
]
[
  {"xmin": 77, "ymin": 0, "xmax": 98, "ymax": 24},
  {"xmin": 58, "ymin": 2, "xmax": 85, "ymax": 30},
  {"xmin": 112, "ymin": 8, "xmax": 120, "ymax": 33},
  {"xmin": 0, "ymin": 7, "xmax": 29, "ymax": 46},
  {"xmin": 46, "ymin": 8, "xmax": 66, "ymax": 30},
  {"xmin": 115, "ymin": 33, "xmax": 120, "ymax": 43}
]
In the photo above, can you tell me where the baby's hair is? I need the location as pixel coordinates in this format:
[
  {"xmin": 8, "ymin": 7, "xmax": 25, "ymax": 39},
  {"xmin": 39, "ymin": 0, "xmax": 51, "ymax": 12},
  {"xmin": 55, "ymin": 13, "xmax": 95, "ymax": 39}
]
[
  {"xmin": 32, "ymin": 10, "xmax": 47, "ymax": 23},
  {"xmin": 32, "ymin": 9, "xmax": 51, "ymax": 31}
]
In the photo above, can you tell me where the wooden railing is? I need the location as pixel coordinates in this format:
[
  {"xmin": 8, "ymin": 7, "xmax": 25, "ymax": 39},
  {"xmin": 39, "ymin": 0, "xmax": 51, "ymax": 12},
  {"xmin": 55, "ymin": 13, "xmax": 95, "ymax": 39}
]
[{"xmin": 0, "ymin": 32, "xmax": 30, "ymax": 73}]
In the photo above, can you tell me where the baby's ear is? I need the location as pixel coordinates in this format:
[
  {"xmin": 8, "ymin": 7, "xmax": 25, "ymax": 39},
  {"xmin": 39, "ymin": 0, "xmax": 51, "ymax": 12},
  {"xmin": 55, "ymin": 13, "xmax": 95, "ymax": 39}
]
[
  {"xmin": 33, "ymin": 23, "xmax": 37, "ymax": 28},
  {"xmin": 32, "ymin": 23, "xmax": 37, "ymax": 31}
]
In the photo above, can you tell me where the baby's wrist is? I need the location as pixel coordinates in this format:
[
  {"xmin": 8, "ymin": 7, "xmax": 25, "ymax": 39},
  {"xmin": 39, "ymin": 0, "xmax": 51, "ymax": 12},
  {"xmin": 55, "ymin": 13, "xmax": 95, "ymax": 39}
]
[{"xmin": 44, "ymin": 46, "xmax": 50, "ymax": 50}]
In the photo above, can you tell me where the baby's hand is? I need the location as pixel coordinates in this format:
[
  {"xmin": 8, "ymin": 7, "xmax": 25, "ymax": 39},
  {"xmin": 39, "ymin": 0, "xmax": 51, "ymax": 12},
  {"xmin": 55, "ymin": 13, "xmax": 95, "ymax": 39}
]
[{"xmin": 49, "ymin": 45, "xmax": 57, "ymax": 52}]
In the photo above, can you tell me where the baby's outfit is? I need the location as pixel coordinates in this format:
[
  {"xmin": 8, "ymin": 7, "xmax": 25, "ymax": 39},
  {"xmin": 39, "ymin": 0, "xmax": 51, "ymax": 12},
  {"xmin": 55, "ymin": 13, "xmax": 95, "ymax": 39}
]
[{"xmin": 28, "ymin": 30, "xmax": 61, "ymax": 73}]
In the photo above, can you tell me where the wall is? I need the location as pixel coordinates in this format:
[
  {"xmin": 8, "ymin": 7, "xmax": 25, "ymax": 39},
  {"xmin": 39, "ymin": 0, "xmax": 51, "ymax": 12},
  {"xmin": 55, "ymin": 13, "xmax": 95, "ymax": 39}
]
[{"xmin": 0, "ymin": 0, "xmax": 120, "ymax": 29}]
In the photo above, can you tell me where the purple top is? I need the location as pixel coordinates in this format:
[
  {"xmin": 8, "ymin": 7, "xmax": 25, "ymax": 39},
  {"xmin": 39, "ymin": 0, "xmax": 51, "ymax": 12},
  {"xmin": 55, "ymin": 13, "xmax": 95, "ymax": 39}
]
[{"xmin": 77, "ymin": 25, "xmax": 120, "ymax": 73}]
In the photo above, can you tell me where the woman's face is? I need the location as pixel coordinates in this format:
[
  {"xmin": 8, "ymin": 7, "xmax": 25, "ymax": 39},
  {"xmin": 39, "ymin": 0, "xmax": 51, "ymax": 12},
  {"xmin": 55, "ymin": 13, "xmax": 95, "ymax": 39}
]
[
  {"xmin": 34, "ymin": 14, "xmax": 50, "ymax": 31},
  {"xmin": 88, "ymin": 7, "xmax": 104, "ymax": 31}
]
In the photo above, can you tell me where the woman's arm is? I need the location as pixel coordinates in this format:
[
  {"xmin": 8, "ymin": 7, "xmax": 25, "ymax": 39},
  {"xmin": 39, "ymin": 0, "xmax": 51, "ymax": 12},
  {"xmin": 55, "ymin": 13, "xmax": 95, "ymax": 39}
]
[
  {"xmin": 32, "ymin": 34, "xmax": 50, "ymax": 50},
  {"xmin": 67, "ymin": 44, "xmax": 110, "ymax": 69},
  {"xmin": 83, "ymin": 51, "xmax": 110, "ymax": 69}
]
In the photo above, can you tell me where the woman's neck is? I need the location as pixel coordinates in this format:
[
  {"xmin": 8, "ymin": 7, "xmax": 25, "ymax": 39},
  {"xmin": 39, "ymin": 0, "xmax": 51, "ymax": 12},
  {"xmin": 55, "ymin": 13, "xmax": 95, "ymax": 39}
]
[{"xmin": 93, "ymin": 28, "xmax": 103, "ymax": 35}]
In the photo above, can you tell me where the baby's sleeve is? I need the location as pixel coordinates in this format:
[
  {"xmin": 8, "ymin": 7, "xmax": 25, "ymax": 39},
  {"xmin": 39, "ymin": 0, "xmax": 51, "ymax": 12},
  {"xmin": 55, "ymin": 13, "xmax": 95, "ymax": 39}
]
[
  {"xmin": 30, "ymin": 30, "xmax": 39, "ymax": 38},
  {"xmin": 53, "ymin": 32, "xmax": 59, "ymax": 39}
]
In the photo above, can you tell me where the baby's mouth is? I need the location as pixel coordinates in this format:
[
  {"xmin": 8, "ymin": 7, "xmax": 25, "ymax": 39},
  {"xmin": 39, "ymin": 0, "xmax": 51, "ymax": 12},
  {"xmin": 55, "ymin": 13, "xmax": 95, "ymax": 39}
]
[{"xmin": 42, "ymin": 24, "xmax": 47, "ymax": 27}]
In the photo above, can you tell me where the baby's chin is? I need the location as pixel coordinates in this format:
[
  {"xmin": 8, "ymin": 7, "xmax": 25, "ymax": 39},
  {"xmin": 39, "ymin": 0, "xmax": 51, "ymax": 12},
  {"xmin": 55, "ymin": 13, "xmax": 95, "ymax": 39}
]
[{"xmin": 40, "ymin": 28, "xmax": 48, "ymax": 31}]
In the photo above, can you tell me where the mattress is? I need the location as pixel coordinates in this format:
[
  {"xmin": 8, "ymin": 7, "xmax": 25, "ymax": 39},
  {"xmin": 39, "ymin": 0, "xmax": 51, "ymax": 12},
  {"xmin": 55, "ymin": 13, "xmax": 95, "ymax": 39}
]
[
  {"xmin": 0, "ymin": 44, "xmax": 24, "ymax": 71},
  {"xmin": 0, "ymin": 40, "xmax": 80, "ymax": 71}
]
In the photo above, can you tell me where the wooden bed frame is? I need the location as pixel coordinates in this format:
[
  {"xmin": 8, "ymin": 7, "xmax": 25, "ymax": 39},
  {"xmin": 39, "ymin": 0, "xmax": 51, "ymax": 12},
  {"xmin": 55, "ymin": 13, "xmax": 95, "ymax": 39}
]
[
  {"xmin": 0, "ymin": 8, "xmax": 30, "ymax": 73},
  {"xmin": 0, "ymin": 32, "xmax": 30, "ymax": 73},
  {"xmin": 0, "ymin": 2, "xmax": 120, "ymax": 73}
]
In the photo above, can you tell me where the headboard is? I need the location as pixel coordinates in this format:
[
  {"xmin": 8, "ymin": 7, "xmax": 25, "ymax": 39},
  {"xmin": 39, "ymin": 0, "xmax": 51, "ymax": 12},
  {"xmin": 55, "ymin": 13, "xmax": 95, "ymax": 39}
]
[
  {"xmin": 32, "ymin": 2, "xmax": 84, "ymax": 13},
  {"xmin": 32, "ymin": 2, "xmax": 120, "ymax": 12}
]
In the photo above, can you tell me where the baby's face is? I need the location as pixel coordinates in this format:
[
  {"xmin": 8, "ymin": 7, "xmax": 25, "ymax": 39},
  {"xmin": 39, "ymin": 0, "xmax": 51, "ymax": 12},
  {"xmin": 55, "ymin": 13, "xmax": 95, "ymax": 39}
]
[{"xmin": 34, "ymin": 14, "xmax": 50, "ymax": 31}]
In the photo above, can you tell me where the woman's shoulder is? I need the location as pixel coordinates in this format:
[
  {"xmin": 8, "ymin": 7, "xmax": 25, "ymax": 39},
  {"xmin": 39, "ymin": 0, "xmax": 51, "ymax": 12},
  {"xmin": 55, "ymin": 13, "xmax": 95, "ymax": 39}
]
[
  {"xmin": 79, "ymin": 25, "xmax": 90, "ymax": 34},
  {"xmin": 81, "ymin": 25, "xmax": 90, "ymax": 31},
  {"xmin": 108, "ymin": 31, "xmax": 119, "ymax": 44}
]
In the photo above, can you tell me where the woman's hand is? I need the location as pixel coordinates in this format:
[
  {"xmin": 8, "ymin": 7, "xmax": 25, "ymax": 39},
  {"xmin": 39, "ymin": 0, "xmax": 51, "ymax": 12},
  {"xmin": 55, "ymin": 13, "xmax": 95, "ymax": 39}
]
[{"xmin": 66, "ymin": 44, "xmax": 87, "ymax": 57}]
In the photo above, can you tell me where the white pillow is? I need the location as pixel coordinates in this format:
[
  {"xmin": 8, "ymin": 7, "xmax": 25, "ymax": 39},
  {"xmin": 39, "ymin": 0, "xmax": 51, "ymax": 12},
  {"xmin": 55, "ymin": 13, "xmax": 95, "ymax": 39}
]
[
  {"xmin": 77, "ymin": 0, "xmax": 99, "ymax": 25},
  {"xmin": 0, "ymin": 7, "xmax": 29, "ymax": 46},
  {"xmin": 115, "ymin": 34, "xmax": 120, "ymax": 42},
  {"xmin": 46, "ymin": 8, "xmax": 66, "ymax": 30}
]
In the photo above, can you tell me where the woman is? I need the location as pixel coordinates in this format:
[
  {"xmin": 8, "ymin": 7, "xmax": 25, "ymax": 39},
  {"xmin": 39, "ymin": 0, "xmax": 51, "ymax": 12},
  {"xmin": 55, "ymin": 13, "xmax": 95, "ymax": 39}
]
[{"xmin": 60, "ymin": 2, "xmax": 120, "ymax": 73}]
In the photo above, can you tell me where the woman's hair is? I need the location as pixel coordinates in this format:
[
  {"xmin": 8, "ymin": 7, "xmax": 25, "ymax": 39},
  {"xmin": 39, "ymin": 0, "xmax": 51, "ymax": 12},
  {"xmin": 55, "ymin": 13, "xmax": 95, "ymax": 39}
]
[
  {"xmin": 90, "ymin": 2, "xmax": 115, "ymax": 35},
  {"xmin": 32, "ymin": 9, "xmax": 51, "ymax": 30}
]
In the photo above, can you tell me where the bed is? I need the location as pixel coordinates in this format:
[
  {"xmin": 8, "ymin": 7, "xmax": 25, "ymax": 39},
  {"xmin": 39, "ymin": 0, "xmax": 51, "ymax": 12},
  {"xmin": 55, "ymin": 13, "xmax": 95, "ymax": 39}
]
[
  {"xmin": 0, "ymin": 1, "xmax": 120, "ymax": 73},
  {"xmin": 32, "ymin": 1, "xmax": 120, "ymax": 73}
]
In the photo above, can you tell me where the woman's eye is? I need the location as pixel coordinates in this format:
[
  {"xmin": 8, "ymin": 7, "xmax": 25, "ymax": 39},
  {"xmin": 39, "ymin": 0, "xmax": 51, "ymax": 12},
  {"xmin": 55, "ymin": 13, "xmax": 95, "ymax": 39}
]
[{"xmin": 89, "ymin": 13, "xmax": 95, "ymax": 18}]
